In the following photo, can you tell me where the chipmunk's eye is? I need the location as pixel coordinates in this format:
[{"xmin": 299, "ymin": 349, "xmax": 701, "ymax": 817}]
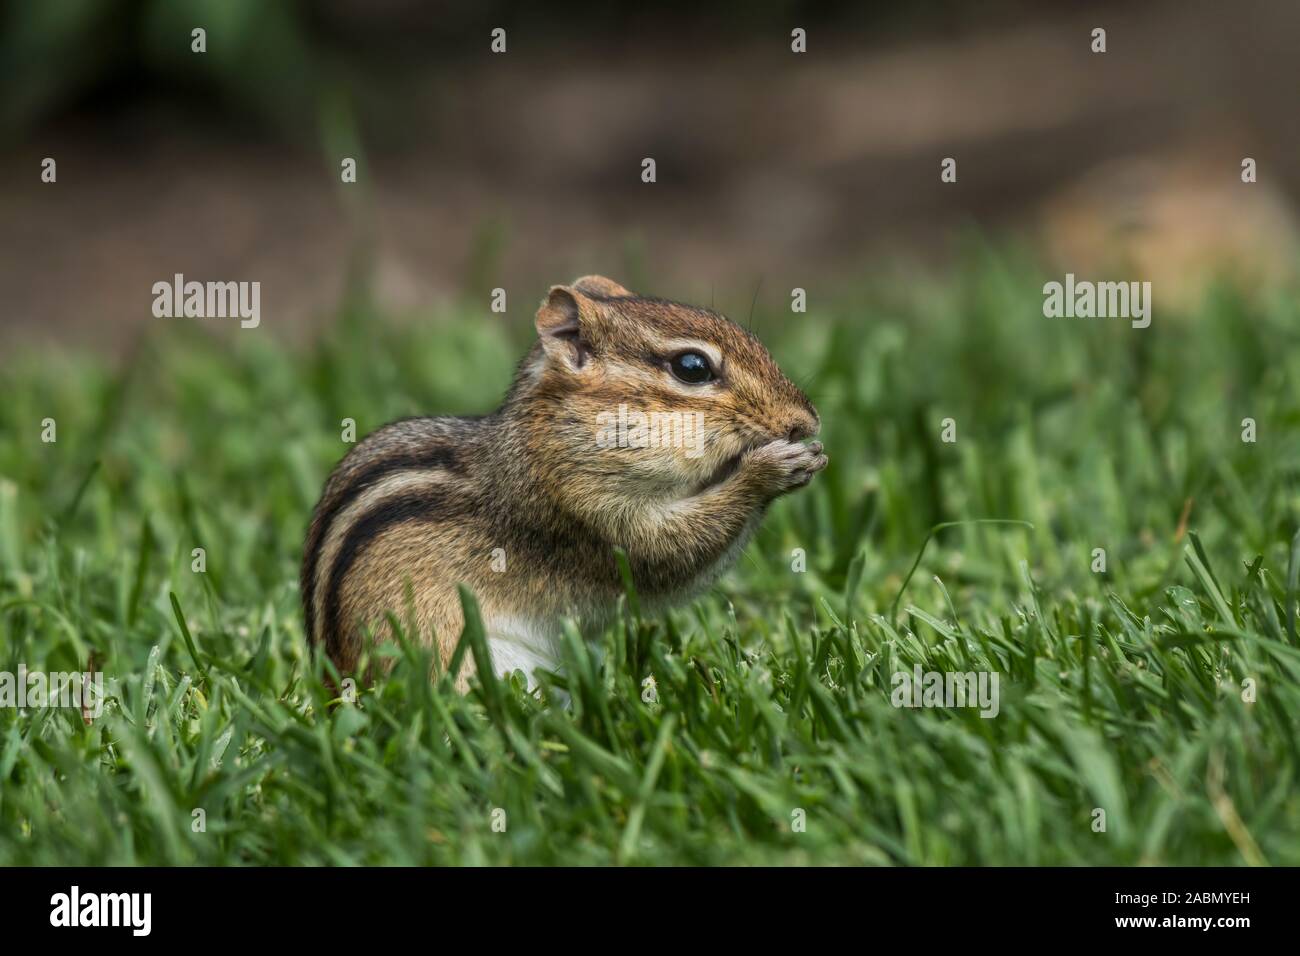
[{"xmin": 669, "ymin": 351, "xmax": 715, "ymax": 385}]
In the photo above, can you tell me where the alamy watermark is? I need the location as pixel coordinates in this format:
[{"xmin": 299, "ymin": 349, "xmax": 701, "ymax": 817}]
[
  {"xmin": 891, "ymin": 665, "xmax": 1000, "ymax": 718},
  {"xmin": 0, "ymin": 666, "xmax": 105, "ymax": 718},
  {"xmin": 1043, "ymin": 273, "xmax": 1151, "ymax": 329},
  {"xmin": 595, "ymin": 404, "xmax": 706, "ymax": 458},
  {"xmin": 152, "ymin": 273, "xmax": 260, "ymax": 328},
  {"xmin": 50, "ymin": 886, "xmax": 150, "ymax": 936}
]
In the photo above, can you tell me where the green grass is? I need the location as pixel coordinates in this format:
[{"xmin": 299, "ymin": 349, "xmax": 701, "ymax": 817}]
[{"xmin": 2, "ymin": 247, "xmax": 1299, "ymax": 865}]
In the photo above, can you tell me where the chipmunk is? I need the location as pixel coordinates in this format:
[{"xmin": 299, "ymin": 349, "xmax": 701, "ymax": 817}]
[{"xmin": 301, "ymin": 276, "xmax": 826, "ymax": 690}]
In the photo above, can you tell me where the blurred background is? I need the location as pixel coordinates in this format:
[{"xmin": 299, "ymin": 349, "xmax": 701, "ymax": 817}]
[{"xmin": 3, "ymin": 0, "xmax": 1299, "ymax": 348}]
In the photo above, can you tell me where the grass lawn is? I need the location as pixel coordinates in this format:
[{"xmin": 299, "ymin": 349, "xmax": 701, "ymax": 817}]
[{"xmin": 2, "ymin": 248, "xmax": 1298, "ymax": 865}]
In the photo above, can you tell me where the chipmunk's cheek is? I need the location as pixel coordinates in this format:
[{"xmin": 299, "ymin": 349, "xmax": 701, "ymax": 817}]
[{"xmin": 685, "ymin": 433, "xmax": 724, "ymax": 473}]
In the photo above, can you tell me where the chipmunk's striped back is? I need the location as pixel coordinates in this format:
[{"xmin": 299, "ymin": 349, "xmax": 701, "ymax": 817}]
[{"xmin": 301, "ymin": 417, "xmax": 481, "ymax": 673}]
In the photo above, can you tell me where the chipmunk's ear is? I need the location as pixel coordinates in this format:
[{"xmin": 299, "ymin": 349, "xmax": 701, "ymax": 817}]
[
  {"xmin": 570, "ymin": 275, "xmax": 632, "ymax": 298},
  {"xmin": 535, "ymin": 285, "xmax": 606, "ymax": 370}
]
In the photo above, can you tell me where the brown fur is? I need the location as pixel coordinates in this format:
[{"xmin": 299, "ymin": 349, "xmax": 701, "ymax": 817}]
[{"xmin": 301, "ymin": 276, "xmax": 826, "ymax": 690}]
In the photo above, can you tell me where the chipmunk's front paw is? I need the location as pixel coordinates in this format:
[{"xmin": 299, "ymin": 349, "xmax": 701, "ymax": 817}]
[{"xmin": 742, "ymin": 439, "xmax": 828, "ymax": 498}]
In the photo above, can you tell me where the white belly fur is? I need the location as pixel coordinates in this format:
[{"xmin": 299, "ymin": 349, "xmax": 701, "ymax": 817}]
[{"xmin": 487, "ymin": 616, "xmax": 562, "ymax": 688}]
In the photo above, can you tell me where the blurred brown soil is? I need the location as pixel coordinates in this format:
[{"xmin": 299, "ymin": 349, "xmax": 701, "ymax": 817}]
[{"xmin": 2, "ymin": 0, "xmax": 1297, "ymax": 350}]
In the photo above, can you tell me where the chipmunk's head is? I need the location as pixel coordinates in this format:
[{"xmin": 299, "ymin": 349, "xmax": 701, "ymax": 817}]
[{"xmin": 516, "ymin": 275, "xmax": 819, "ymax": 496}]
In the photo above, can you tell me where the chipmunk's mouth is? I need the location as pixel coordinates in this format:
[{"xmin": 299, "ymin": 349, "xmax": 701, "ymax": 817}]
[
  {"xmin": 698, "ymin": 454, "xmax": 743, "ymax": 492},
  {"xmin": 694, "ymin": 435, "xmax": 769, "ymax": 494}
]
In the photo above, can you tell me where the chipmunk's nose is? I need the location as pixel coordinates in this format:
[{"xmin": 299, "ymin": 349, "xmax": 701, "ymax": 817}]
[{"xmin": 785, "ymin": 412, "xmax": 820, "ymax": 443}]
